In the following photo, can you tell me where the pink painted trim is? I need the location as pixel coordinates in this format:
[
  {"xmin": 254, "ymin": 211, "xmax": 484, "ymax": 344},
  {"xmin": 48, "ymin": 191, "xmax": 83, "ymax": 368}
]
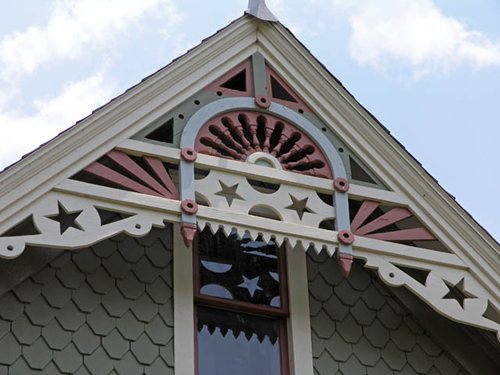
[
  {"xmin": 338, "ymin": 230, "xmax": 355, "ymax": 245},
  {"xmin": 255, "ymin": 95, "xmax": 271, "ymax": 109},
  {"xmin": 351, "ymin": 200, "xmax": 437, "ymax": 243},
  {"xmin": 365, "ymin": 228, "xmax": 436, "ymax": 242},
  {"xmin": 334, "ymin": 178, "xmax": 349, "ymax": 193},
  {"xmin": 338, "ymin": 253, "xmax": 354, "ymax": 278},
  {"xmin": 350, "ymin": 200, "xmax": 379, "ymax": 232},
  {"xmin": 107, "ymin": 151, "xmax": 172, "ymax": 198},
  {"xmin": 355, "ymin": 207, "xmax": 412, "ymax": 236},
  {"xmin": 84, "ymin": 162, "xmax": 164, "ymax": 198},
  {"xmin": 144, "ymin": 156, "xmax": 179, "ymax": 200},
  {"xmin": 181, "ymin": 147, "xmax": 198, "ymax": 162},
  {"xmin": 266, "ymin": 65, "xmax": 311, "ymax": 113},
  {"xmin": 181, "ymin": 199, "xmax": 198, "ymax": 215},
  {"xmin": 206, "ymin": 59, "xmax": 254, "ymax": 97},
  {"xmin": 194, "ymin": 111, "xmax": 333, "ymax": 179},
  {"xmin": 181, "ymin": 223, "xmax": 197, "ymax": 248}
]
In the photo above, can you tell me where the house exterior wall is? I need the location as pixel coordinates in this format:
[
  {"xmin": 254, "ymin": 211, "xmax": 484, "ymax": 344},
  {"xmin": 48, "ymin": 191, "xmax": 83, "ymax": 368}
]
[
  {"xmin": 0, "ymin": 227, "xmax": 174, "ymax": 374},
  {"xmin": 307, "ymin": 251, "xmax": 469, "ymax": 375},
  {"xmin": 0, "ymin": 224, "xmax": 496, "ymax": 375}
]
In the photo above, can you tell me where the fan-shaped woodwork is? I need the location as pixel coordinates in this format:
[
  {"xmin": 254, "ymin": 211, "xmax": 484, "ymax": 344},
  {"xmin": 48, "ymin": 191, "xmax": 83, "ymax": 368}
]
[
  {"xmin": 83, "ymin": 150, "xmax": 179, "ymax": 199},
  {"xmin": 195, "ymin": 111, "xmax": 333, "ymax": 179},
  {"xmin": 351, "ymin": 200, "xmax": 436, "ymax": 242}
]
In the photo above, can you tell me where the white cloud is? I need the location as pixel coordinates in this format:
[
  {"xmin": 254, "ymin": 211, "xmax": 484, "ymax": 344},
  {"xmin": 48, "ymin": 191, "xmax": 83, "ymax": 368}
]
[
  {"xmin": 0, "ymin": 0, "xmax": 181, "ymax": 80},
  {"xmin": 333, "ymin": 0, "xmax": 500, "ymax": 77},
  {"xmin": 0, "ymin": 72, "xmax": 115, "ymax": 169}
]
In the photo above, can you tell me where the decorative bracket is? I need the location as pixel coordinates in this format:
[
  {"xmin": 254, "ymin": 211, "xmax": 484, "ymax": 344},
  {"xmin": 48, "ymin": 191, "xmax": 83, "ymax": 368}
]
[
  {"xmin": 354, "ymin": 237, "xmax": 500, "ymax": 340},
  {"xmin": 0, "ymin": 192, "xmax": 173, "ymax": 259}
]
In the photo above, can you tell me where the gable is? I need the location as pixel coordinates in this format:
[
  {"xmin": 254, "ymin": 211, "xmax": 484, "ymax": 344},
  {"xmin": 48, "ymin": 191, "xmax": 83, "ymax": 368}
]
[{"xmin": 0, "ymin": 13, "xmax": 498, "ymax": 349}]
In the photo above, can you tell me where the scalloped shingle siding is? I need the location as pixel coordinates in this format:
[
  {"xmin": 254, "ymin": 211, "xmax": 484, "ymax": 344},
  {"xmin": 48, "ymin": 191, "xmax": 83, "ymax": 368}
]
[
  {"xmin": 0, "ymin": 227, "xmax": 174, "ymax": 374},
  {"xmin": 308, "ymin": 251, "xmax": 468, "ymax": 375}
]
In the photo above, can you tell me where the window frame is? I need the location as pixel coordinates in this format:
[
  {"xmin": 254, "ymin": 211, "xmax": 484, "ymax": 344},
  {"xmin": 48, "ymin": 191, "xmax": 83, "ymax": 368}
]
[{"xmin": 192, "ymin": 230, "xmax": 290, "ymax": 375}]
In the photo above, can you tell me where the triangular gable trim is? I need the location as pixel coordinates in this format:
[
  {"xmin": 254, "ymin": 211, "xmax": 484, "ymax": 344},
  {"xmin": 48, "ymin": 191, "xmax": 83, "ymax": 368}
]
[
  {"xmin": 206, "ymin": 59, "xmax": 254, "ymax": 97},
  {"xmin": 0, "ymin": 16, "xmax": 498, "ymax": 339},
  {"xmin": 266, "ymin": 64, "xmax": 310, "ymax": 113}
]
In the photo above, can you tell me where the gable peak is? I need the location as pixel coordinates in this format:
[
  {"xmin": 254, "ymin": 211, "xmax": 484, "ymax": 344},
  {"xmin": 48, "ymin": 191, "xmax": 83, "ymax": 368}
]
[{"xmin": 246, "ymin": 0, "xmax": 278, "ymax": 22}]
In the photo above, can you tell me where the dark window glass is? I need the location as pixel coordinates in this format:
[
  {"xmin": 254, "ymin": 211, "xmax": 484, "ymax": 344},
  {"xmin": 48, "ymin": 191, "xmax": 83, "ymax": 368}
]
[
  {"xmin": 198, "ymin": 228, "xmax": 281, "ymax": 308},
  {"xmin": 197, "ymin": 307, "xmax": 281, "ymax": 375}
]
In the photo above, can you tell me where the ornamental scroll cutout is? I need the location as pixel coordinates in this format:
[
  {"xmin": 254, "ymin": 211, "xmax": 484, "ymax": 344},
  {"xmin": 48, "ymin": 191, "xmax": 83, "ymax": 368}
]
[
  {"xmin": 81, "ymin": 150, "xmax": 179, "ymax": 199},
  {"xmin": 195, "ymin": 170, "xmax": 338, "ymax": 255},
  {"xmin": 361, "ymin": 255, "xmax": 500, "ymax": 339},
  {"xmin": 0, "ymin": 192, "xmax": 169, "ymax": 259},
  {"xmin": 194, "ymin": 111, "xmax": 333, "ymax": 179}
]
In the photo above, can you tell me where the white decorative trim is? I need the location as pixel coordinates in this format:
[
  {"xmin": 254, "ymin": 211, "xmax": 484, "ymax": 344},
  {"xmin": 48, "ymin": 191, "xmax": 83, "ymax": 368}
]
[
  {"xmin": 178, "ymin": 98, "xmax": 352, "ymax": 255},
  {"xmin": 118, "ymin": 140, "xmax": 411, "ymax": 206},
  {"xmin": 286, "ymin": 244, "xmax": 314, "ymax": 375},
  {"xmin": 257, "ymin": 21, "xmax": 499, "ymax": 302},
  {"xmin": 349, "ymin": 183, "xmax": 408, "ymax": 206},
  {"xmin": 119, "ymin": 140, "xmax": 334, "ymax": 193},
  {"xmin": 173, "ymin": 223, "xmax": 195, "ymax": 375},
  {"xmin": 61, "ymin": 179, "xmax": 338, "ymax": 253},
  {"xmin": 246, "ymin": 151, "xmax": 283, "ymax": 169},
  {"xmin": 2, "ymin": 176, "xmax": 497, "ymax": 338},
  {"xmin": 2, "ymin": 136, "xmax": 497, "ymax": 339},
  {"xmin": 355, "ymin": 236, "xmax": 465, "ymax": 269},
  {"xmin": 355, "ymin": 238, "xmax": 500, "ymax": 339},
  {"xmin": 0, "ymin": 191, "xmax": 171, "ymax": 259},
  {"xmin": 197, "ymin": 209, "xmax": 339, "ymax": 256},
  {"xmin": 196, "ymin": 168, "xmax": 334, "ymax": 230}
]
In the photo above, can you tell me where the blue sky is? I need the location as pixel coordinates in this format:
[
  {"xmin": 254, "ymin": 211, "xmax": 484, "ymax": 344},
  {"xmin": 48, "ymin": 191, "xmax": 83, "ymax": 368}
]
[{"xmin": 0, "ymin": 0, "xmax": 498, "ymax": 240}]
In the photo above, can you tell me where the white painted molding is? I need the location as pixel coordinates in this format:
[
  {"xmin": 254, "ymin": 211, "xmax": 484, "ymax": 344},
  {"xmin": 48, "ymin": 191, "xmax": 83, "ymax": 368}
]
[
  {"xmin": 119, "ymin": 139, "xmax": 335, "ymax": 193},
  {"xmin": 196, "ymin": 208, "xmax": 339, "ymax": 257},
  {"xmin": 196, "ymin": 168, "xmax": 334, "ymax": 231},
  {"xmin": 173, "ymin": 223, "xmax": 196, "ymax": 375},
  {"xmin": 118, "ymin": 140, "xmax": 410, "ymax": 205},
  {"xmin": 356, "ymin": 246, "xmax": 500, "ymax": 339},
  {"xmin": 354, "ymin": 237, "xmax": 466, "ymax": 269},
  {"xmin": 0, "ymin": 191, "xmax": 171, "ymax": 259},
  {"xmin": 1, "ymin": 177, "xmax": 497, "ymax": 339},
  {"xmin": 286, "ymin": 244, "xmax": 314, "ymax": 375}
]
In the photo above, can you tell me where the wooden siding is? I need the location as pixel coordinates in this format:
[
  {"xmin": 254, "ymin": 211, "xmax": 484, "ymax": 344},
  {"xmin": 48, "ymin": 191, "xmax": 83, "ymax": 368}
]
[
  {"xmin": 308, "ymin": 251, "xmax": 469, "ymax": 375},
  {"xmin": 0, "ymin": 227, "xmax": 174, "ymax": 374}
]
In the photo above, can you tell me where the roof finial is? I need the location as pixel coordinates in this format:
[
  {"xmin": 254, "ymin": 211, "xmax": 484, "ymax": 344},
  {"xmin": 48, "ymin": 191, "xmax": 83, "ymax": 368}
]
[{"xmin": 246, "ymin": 0, "xmax": 278, "ymax": 22}]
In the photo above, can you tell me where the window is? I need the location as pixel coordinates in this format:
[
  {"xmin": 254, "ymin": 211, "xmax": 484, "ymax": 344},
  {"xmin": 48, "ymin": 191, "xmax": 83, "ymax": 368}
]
[{"xmin": 194, "ymin": 227, "xmax": 289, "ymax": 375}]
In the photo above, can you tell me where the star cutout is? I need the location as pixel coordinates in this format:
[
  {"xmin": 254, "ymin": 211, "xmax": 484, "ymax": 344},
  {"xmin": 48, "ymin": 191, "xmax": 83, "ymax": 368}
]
[
  {"xmin": 215, "ymin": 181, "xmax": 244, "ymax": 206},
  {"xmin": 443, "ymin": 278, "xmax": 472, "ymax": 308},
  {"xmin": 46, "ymin": 202, "xmax": 84, "ymax": 234},
  {"xmin": 238, "ymin": 275, "xmax": 263, "ymax": 297},
  {"xmin": 285, "ymin": 194, "xmax": 314, "ymax": 220}
]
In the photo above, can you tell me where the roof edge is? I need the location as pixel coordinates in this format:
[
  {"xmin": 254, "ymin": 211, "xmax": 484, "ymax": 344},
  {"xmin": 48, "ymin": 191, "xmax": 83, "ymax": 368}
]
[
  {"xmin": 0, "ymin": 16, "xmax": 258, "ymax": 229},
  {"xmin": 255, "ymin": 22, "xmax": 499, "ymax": 288}
]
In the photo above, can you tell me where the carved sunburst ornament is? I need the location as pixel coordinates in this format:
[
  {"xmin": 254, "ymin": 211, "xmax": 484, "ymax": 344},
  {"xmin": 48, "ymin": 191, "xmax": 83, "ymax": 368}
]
[{"xmin": 194, "ymin": 111, "xmax": 333, "ymax": 179}]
